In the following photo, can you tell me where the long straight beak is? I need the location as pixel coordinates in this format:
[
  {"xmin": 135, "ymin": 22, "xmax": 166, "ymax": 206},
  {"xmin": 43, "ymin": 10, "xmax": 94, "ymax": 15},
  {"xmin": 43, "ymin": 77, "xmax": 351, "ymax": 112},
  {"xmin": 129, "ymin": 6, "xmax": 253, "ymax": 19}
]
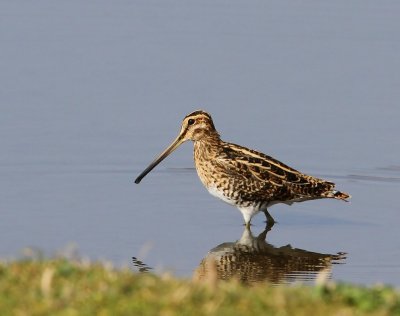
[{"xmin": 135, "ymin": 135, "xmax": 185, "ymax": 184}]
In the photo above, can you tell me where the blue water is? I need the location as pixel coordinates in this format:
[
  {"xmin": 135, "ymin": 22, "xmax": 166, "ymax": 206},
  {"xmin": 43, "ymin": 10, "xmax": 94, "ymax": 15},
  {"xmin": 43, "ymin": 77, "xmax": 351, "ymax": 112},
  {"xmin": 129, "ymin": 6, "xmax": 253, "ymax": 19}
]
[{"xmin": 1, "ymin": 1, "xmax": 399, "ymax": 285}]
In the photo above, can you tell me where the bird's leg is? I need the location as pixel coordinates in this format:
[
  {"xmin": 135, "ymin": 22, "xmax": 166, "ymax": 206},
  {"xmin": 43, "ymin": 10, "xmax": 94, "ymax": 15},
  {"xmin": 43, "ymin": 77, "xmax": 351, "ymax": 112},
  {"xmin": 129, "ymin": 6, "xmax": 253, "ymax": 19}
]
[
  {"xmin": 264, "ymin": 219, "xmax": 274, "ymax": 233},
  {"xmin": 263, "ymin": 209, "xmax": 275, "ymax": 229}
]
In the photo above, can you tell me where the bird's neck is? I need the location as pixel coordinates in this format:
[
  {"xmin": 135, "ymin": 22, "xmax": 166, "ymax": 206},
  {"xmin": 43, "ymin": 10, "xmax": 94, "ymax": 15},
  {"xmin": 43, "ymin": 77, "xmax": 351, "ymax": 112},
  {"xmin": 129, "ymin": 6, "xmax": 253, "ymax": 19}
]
[
  {"xmin": 193, "ymin": 135, "xmax": 222, "ymax": 159},
  {"xmin": 193, "ymin": 135, "xmax": 223, "ymax": 189}
]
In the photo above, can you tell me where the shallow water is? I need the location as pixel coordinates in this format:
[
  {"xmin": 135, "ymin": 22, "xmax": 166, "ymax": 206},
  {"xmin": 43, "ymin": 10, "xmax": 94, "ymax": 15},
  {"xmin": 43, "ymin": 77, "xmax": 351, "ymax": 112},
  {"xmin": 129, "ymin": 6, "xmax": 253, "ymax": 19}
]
[{"xmin": 1, "ymin": 1, "xmax": 400, "ymax": 285}]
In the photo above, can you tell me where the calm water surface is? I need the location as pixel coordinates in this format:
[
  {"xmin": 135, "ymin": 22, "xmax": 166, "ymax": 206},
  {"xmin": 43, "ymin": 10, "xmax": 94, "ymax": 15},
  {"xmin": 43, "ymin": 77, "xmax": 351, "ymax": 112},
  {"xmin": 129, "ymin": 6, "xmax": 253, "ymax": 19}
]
[{"xmin": 1, "ymin": 1, "xmax": 399, "ymax": 285}]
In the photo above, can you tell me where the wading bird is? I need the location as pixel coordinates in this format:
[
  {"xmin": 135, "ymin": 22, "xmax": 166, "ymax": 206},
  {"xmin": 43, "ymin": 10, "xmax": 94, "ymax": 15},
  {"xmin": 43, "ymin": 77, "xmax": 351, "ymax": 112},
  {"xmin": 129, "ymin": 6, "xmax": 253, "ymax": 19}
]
[{"xmin": 135, "ymin": 110, "xmax": 350, "ymax": 227}]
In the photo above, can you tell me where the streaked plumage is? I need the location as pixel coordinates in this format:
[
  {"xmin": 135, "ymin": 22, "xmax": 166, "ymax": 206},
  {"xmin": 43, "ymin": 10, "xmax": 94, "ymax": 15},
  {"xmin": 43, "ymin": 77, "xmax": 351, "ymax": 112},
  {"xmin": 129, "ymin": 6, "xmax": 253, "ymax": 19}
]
[
  {"xmin": 193, "ymin": 226, "xmax": 346, "ymax": 284},
  {"xmin": 135, "ymin": 110, "xmax": 350, "ymax": 226}
]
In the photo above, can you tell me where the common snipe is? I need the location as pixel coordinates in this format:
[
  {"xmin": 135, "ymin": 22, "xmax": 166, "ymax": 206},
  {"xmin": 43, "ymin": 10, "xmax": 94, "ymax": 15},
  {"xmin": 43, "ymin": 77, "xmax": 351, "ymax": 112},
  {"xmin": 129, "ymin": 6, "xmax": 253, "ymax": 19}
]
[{"xmin": 135, "ymin": 110, "xmax": 350, "ymax": 226}]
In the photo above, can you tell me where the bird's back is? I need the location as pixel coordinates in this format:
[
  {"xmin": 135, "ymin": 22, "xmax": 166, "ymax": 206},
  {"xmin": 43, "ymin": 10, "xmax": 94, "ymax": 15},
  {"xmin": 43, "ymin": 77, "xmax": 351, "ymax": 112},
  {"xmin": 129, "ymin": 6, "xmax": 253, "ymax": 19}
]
[{"xmin": 194, "ymin": 139, "xmax": 349, "ymax": 206}]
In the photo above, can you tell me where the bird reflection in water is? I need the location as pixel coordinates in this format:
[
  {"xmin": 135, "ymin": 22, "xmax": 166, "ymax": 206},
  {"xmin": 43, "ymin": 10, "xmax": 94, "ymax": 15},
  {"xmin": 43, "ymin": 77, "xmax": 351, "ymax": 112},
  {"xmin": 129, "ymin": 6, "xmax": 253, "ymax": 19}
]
[{"xmin": 194, "ymin": 224, "xmax": 346, "ymax": 285}]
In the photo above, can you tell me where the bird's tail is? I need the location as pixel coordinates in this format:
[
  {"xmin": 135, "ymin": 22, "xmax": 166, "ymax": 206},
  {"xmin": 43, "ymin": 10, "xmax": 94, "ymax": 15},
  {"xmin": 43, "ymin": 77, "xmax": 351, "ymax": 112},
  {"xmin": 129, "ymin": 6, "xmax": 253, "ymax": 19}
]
[{"xmin": 329, "ymin": 190, "xmax": 351, "ymax": 201}]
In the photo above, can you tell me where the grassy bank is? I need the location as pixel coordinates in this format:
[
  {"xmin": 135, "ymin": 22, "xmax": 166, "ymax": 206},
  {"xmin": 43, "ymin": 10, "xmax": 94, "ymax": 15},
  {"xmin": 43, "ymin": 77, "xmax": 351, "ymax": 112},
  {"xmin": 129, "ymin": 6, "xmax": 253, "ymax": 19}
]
[{"xmin": 0, "ymin": 258, "xmax": 399, "ymax": 315}]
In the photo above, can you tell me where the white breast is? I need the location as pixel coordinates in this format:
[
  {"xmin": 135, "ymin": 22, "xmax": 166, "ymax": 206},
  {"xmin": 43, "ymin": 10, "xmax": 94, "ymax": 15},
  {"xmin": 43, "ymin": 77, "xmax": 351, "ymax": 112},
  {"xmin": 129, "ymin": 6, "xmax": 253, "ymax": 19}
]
[
  {"xmin": 207, "ymin": 186, "xmax": 262, "ymax": 224},
  {"xmin": 207, "ymin": 186, "xmax": 237, "ymax": 206}
]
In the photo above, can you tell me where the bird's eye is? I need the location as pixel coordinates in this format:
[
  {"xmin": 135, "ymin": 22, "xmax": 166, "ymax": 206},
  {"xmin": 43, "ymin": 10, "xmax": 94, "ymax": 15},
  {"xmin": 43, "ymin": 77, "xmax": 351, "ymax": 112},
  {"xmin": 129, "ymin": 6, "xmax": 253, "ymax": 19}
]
[{"xmin": 188, "ymin": 119, "xmax": 195, "ymax": 125}]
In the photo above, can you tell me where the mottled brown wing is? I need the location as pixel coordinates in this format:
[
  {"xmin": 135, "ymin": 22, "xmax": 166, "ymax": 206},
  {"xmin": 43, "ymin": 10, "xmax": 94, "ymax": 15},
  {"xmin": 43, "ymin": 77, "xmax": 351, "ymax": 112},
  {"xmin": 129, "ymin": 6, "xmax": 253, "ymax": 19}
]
[{"xmin": 219, "ymin": 142, "xmax": 335, "ymax": 200}]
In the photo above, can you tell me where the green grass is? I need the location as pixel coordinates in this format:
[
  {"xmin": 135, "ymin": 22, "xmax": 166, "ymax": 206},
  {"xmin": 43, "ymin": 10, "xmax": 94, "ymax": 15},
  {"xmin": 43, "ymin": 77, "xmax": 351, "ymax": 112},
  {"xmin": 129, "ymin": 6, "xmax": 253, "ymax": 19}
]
[{"xmin": 0, "ymin": 258, "xmax": 399, "ymax": 315}]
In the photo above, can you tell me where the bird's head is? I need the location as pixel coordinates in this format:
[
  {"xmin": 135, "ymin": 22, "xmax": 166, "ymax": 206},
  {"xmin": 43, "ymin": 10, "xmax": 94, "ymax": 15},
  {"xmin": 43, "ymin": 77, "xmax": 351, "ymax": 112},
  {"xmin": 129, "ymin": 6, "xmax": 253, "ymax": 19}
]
[
  {"xmin": 135, "ymin": 110, "xmax": 218, "ymax": 184},
  {"xmin": 178, "ymin": 110, "xmax": 218, "ymax": 141}
]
